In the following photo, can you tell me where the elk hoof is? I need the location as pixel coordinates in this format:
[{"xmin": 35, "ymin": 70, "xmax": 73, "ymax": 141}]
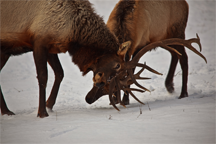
[
  {"xmin": 1, "ymin": 110, "xmax": 15, "ymax": 116},
  {"xmin": 178, "ymin": 92, "xmax": 188, "ymax": 99},
  {"xmin": 165, "ymin": 82, "xmax": 174, "ymax": 93},
  {"xmin": 37, "ymin": 111, "xmax": 49, "ymax": 118}
]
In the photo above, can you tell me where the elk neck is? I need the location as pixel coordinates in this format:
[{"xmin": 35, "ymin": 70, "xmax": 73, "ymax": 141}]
[
  {"xmin": 107, "ymin": 0, "xmax": 136, "ymax": 61},
  {"xmin": 68, "ymin": 18, "xmax": 120, "ymax": 76}
]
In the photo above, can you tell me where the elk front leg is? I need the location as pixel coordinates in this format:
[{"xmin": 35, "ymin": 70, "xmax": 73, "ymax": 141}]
[
  {"xmin": 1, "ymin": 86, "xmax": 15, "ymax": 115},
  {"xmin": 33, "ymin": 39, "xmax": 49, "ymax": 118},
  {"xmin": 46, "ymin": 54, "xmax": 64, "ymax": 110},
  {"xmin": 122, "ymin": 91, "xmax": 129, "ymax": 105},
  {"xmin": 121, "ymin": 52, "xmax": 136, "ymax": 105},
  {"xmin": 0, "ymin": 52, "xmax": 15, "ymax": 115},
  {"xmin": 111, "ymin": 88, "xmax": 129, "ymax": 105}
]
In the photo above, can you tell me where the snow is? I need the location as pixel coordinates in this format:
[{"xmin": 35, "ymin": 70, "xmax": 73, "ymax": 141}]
[{"xmin": 0, "ymin": 0, "xmax": 215, "ymax": 144}]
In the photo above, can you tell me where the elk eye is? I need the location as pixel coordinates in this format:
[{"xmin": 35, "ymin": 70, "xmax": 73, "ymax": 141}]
[{"xmin": 114, "ymin": 64, "xmax": 120, "ymax": 69}]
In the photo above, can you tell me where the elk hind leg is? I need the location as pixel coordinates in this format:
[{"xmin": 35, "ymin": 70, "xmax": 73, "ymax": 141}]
[
  {"xmin": 167, "ymin": 20, "xmax": 188, "ymax": 98},
  {"xmin": 165, "ymin": 45, "xmax": 189, "ymax": 99},
  {"xmin": 46, "ymin": 54, "xmax": 64, "ymax": 110},
  {"xmin": 0, "ymin": 53, "xmax": 15, "ymax": 115},
  {"xmin": 177, "ymin": 46, "xmax": 188, "ymax": 98}
]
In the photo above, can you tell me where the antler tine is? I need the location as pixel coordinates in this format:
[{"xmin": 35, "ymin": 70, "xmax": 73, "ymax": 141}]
[
  {"xmin": 184, "ymin": 33, "xmax": 206, "ymax": 62},
  {"xmin": 124, "ymin": 88, "xmax": 145, "ymax": 93},
  {"xmin": 135, "ymin": 63, "xmax": 163, "ymax": 76},
  {"xmin": 128, "ymin": 91, "xmax": 145, "ymax": 105},
  {"xmin": 135, "ymin": 62, "xmax": 145, "ymax": 75},
  {"xmin": 196, "ymin": 33, "xmax": 202, "ymax": 52},
  {"xmin": 160, "ymin": 43, "xmax": 182, "ymax": 56}
]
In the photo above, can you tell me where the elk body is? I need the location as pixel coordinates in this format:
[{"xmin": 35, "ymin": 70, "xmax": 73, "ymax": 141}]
[
  {"xmin": 0, "ymin": 0, "xmax": 133, "ymax": 117},
  {"xmin": 106, "ymin": 0, "xmax": 192, "ymax": 104}
]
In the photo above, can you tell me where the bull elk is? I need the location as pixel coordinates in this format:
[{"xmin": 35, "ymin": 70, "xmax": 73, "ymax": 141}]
[
  {"xmin": 1, "ymin": 0, "xmax": 135, "ymax": 118},
  {"xmin": 85, "ymin": 0, "xmax": 207, "ymax": 109}
]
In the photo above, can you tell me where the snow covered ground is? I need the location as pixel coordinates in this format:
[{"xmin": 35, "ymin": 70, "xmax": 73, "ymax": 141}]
[{"xmin": 1, "ymin": 0, "xmax": 215, "ymax": 144}]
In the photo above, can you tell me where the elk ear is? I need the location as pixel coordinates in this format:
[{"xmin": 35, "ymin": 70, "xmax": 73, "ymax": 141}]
[{"xmin": 117, "ymin": 41, "xmax": 131, "ymax": 59}]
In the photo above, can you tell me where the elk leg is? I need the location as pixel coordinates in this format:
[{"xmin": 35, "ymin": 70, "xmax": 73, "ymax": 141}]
[
  {"xmin": 0, "ymin": 53, "xmax": 15, "ymax": 115},
  {"xmin": 110, "ymin": 92, "xmax": 119, "ymax": 104},
  {"xmin": 122, "ymin": 52, "xmax": 132, "ymax": 105},
  {"xmin": 33, "ymin": 39, "xmax": 49, "ymax": 118},
  {"xmin": 110, "ymin": 92, "xmax": 122, "ymax": 105},
  {"xmin": 122, "ymin": 92, "xmax": 129, "ymax": 105},
  {"xmin": 121, "ymin": 49, "xmax": 141, "ymax": 105},
  {"xmin": 46, "ymin": 54, "xmax": 64, "ymax": 109},
  {"xmin": 165, "ymin": 50, "xmax": 178, "ymax": 93},
  {"xmin": 177, "ymin": 46, "xmax": 188, "ymax": 98}
]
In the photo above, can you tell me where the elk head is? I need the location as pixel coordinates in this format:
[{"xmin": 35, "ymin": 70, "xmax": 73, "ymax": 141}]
[
  {"xmin": 92, "ymin": 41, "xmax": 131, "ymax": 87},
  {"xmin": 85, "ymin": 41, "xmax": 131, "ymax": 104},
  {"xmin": 86, "ymin": 34, "xmax": 207, "ymax": 110}
]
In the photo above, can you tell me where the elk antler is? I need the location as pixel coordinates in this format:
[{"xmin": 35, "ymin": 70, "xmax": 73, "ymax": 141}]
[
  {"xmin": 108, "ymin": 34, "xmax": 207, "ymax": 111},
  {"xmin": 131, "ymin": 34, "xmax": 207, "ymax": 64},
  {"xmin": 109, "ymin": 62, "xmax": 162, "ymax": 111}
]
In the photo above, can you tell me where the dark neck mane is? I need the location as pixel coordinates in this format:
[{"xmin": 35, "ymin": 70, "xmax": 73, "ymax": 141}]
[
  {"xmin": 68, "ymin": 42, "xmax": 116, "ymax": 75},
  {"xmin": 68, "ymin": 25, "xmax": 119, "ymax": 75},
  {"xmin": 112, "ymin": 0, "xmax": 135, "ymax": 44},
  {"xmin": 67, "ymin": 1, "xmax": 119, "ymax": 75}
]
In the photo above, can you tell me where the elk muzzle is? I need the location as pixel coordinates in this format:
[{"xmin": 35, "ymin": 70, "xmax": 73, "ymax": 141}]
[{"xmin": 85, "ymin": 85, "xmax": 109, "ymax": 104}]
